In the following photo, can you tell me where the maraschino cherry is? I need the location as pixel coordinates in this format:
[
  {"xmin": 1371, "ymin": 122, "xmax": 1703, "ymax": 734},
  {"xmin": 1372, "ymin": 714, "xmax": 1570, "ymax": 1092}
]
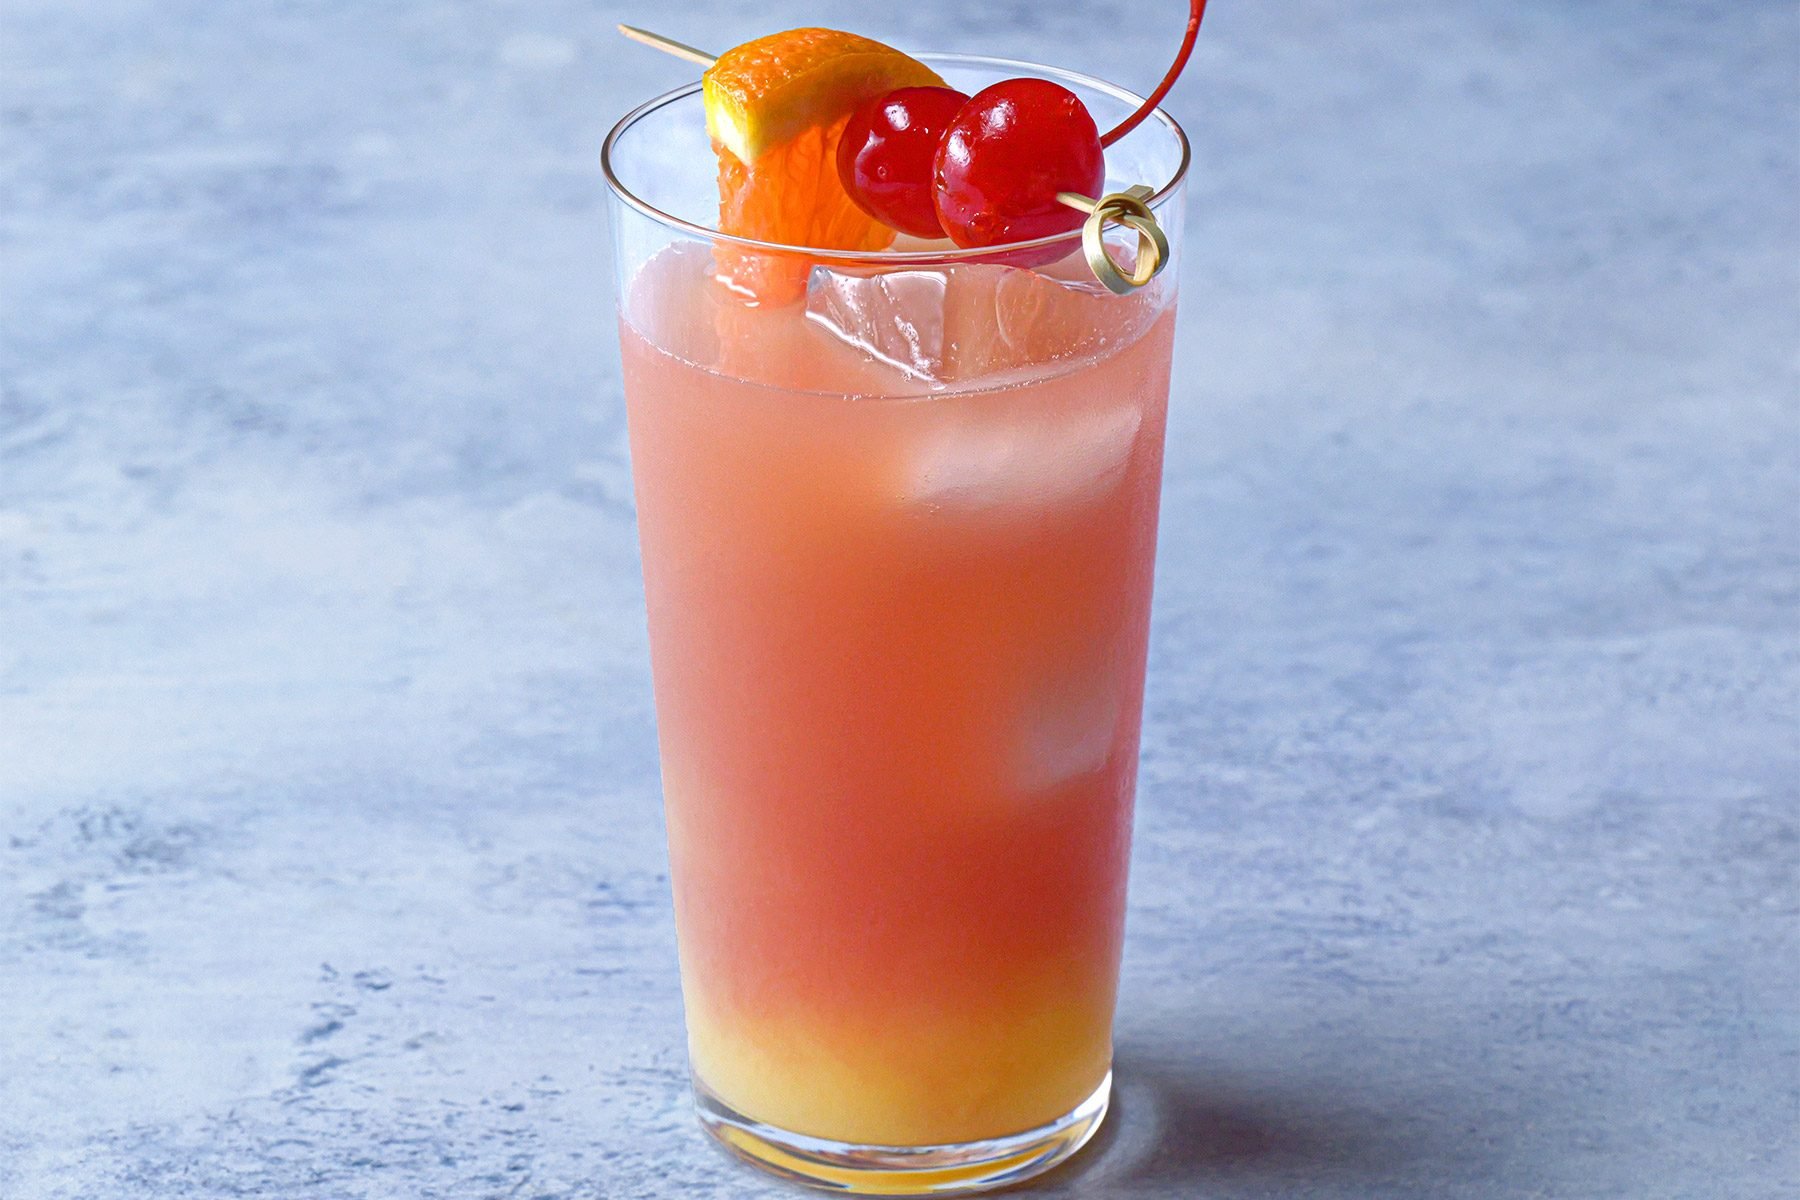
[
  {"xmin": 837, "ymin": 86, "xmax": 970, "ymax": 237},
  {"xmin": 835, "ymin": 0, "xmax": 1208, "ymax": 251},
  {"xmin": 932, "ymin": 78, "xmax": 1103, "ymax": 249}
]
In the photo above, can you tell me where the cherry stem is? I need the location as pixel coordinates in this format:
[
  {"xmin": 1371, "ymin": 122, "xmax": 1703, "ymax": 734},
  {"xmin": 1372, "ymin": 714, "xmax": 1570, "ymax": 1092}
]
[{"xmin": 1100, "ymin": 0, "xmax": 1207, "ymax": 148}]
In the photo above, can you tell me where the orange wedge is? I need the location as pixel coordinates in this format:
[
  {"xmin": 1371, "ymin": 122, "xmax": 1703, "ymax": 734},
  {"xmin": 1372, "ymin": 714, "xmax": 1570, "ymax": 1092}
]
[
  {"xmin": 704, "ymin": 28, "xmax": 944, "ymax": 164},
  {"xmin": 703, "ymin": 29, "xmax": 944, "ymax": 304}
]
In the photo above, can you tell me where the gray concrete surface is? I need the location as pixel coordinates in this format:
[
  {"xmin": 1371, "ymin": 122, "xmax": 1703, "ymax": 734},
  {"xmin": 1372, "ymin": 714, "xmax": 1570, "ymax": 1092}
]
[{"xmin": 2, "ymin": 1, "xmax": 1796, "ymax": 1196}]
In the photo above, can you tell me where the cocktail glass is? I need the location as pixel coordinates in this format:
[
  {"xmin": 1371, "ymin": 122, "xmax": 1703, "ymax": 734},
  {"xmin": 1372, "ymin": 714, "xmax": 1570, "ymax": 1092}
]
[{"xmin": 603, "ymin": 53, "xmax": 1189, "ymax": 1196}]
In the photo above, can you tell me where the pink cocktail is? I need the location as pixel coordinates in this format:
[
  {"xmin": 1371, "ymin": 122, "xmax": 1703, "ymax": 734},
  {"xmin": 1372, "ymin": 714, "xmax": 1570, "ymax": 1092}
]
[{"xmin": 605, "ymin": 52, "xmax": 1189, "ymax": 1194}]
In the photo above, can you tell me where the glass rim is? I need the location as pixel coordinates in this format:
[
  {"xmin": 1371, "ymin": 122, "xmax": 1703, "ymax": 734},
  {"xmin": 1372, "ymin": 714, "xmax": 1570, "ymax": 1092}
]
[{"xmin": 601, "ymin": 51, "xmax": 1192, "ymax": 265}]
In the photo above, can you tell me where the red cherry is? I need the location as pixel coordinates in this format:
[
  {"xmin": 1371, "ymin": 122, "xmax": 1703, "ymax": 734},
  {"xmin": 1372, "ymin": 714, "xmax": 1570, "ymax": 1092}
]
[
  {"xmin": 932, "ymin": 78, "xmax": 1105, "ymax": 251},
  {"xmin": 837, "ymin": 86, "xmax": 971, "ymax": 239}
]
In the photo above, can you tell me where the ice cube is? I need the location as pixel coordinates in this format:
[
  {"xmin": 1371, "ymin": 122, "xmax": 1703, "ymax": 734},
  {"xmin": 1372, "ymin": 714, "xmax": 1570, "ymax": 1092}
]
[
  {"xmin": 1015, "ymin": 679, "xmax": 1122, "ymax": 794},
  {"xmin": 807, "ymin": 267, "xmax": 950, "ymax": 380},
  {"xmin": 904, "ymin": 403, "xmax": 1143, "ymax": 512},
  {"xmin": 805, "ymin": 262, "xmax": 1152, "ymax": 386}
]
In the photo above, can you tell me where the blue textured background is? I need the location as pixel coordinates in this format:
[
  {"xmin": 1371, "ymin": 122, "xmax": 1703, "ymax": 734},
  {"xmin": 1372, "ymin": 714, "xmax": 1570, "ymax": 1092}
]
[{"xmin": 3, "ymin": 2, "xmax": 1797, "ymax": 1197}]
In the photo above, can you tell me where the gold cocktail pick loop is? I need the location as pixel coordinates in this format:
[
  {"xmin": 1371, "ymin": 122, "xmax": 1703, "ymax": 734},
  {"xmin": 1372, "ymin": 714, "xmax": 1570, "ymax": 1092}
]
[
  {"xmin": 1054, "ymin": 186, "xmax": 1170, "ymax": 294},
  {"xmin": 617, "ymin": 24, "xmax": 1171, "ymax": 292}
]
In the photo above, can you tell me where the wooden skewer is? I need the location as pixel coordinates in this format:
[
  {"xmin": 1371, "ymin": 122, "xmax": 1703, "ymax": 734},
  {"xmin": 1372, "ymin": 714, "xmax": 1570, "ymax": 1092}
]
[
  {"xmin": 617, "ymin": 24, "xmax": 716, "ymax": 67},
  {"xmin": 615, "ymin": 23, "xmax": 1165, "ymax": 290},
  {"xmin": 1058, "ymin": 185, "xmax": 1155, "ymax": 213}
]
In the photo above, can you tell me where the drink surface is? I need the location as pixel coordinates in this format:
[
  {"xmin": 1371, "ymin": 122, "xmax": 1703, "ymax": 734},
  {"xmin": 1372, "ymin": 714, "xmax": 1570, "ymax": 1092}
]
[{"xmin": 620, "ymin": 244, "xmax": 1176, "ymax": 1146}]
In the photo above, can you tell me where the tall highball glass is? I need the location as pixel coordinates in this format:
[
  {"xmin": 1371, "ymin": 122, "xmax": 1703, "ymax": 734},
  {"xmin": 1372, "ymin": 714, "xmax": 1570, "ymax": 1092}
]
[{"xmin": 604, "ymin": 54, "xmax": 1188, "ymax": 1195}]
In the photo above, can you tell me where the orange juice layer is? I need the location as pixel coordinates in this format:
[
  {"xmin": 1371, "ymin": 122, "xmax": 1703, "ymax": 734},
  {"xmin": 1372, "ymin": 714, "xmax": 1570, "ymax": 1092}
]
[{"xmin": 620, "ymin": 245, "xmax": 1175, "ymax": 1146}]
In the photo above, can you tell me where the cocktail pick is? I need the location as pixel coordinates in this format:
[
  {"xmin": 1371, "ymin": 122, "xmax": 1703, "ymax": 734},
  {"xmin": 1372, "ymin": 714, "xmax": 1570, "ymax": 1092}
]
[
  {"xmin": 615, "ymin": 24, "xmax": 1170, "ymax": 293},
  {"xmin": 617, "ymin": 25, "xmax": 713, "ymax": 66}
]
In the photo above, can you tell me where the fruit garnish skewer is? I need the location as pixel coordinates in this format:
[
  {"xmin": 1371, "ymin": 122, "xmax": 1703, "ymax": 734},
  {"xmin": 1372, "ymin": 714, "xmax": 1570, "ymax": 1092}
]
[{"xmin": 617, "ymin": 23, "xmax": 1184, "ymax": 293}]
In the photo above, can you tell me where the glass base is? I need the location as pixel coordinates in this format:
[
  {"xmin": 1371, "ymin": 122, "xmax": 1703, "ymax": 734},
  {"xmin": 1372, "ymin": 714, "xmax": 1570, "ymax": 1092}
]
[{"xmin": 694, "ymin": 1070, "xmax": 1111, "ymax": 1196}]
